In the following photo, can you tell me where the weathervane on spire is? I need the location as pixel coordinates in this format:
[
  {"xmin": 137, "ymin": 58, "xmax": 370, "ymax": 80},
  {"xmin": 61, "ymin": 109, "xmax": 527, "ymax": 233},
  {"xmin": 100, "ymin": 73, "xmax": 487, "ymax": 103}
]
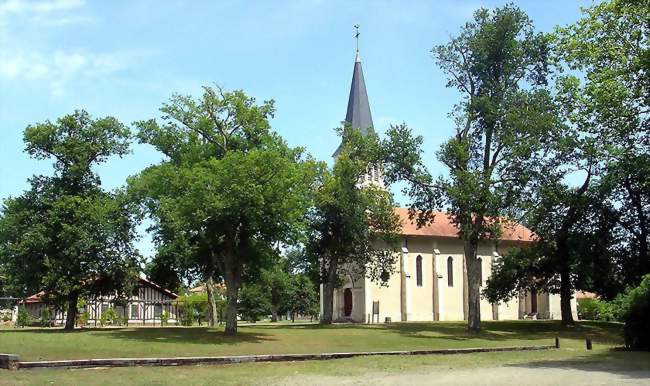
[{"xmin": 354, "ymin": 24, "xmax": 360, "ymax": 52}]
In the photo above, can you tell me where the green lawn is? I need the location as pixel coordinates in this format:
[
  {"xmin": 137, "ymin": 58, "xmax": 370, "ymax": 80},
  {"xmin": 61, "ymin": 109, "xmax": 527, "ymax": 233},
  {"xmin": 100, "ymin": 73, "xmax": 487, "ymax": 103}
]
[
  {"xmin": 0, "ymin": 320, "xmax": 625, "ymax": 361},
  {"xmin": 1, "ymin": 340, "xmax": 649, "ymax": 386},
  {"xmin": 1, "ymin": 321, "xmax": 649, "ymax": 385}
]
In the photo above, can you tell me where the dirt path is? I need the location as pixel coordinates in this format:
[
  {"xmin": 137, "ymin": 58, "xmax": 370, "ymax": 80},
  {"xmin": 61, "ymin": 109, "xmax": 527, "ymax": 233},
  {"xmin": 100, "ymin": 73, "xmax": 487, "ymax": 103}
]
[{"xmin": 268, "ymin": 365, "xmax": 650, "ymax": 385}]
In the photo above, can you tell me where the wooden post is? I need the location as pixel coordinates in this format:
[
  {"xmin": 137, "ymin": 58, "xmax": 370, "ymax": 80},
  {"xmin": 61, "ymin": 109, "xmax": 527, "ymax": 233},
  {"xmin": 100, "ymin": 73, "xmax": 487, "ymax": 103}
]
[
  {"xmin": 586, "ymin": 337, "xmax": 592, "ymax": 350},
  {"xmin": 555, "ymin": 337, "xmax": 560, "ymax": 348}
]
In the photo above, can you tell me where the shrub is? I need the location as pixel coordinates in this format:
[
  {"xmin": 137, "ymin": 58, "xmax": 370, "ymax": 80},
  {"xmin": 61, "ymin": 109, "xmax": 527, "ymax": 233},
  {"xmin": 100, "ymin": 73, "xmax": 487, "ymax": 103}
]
[
  {"xmin": 15, "ymin": 306, "xmax": 29, "ymax": 327},
  {"xmin": 176, "ymin": 293, "xmax": 215, "ymax": 325},
  {"xmin": 238, "ymin": 284, "xmax": 270, "ymax": 322},
  {"xmin": 160, "ymin": 310, "xmax": 170, "ymax": 326},
  {"xmin": 40, "ymin": 308, "xmax": 51, "ymax": 327},
  {"xmin": 78, "ymin": 311, "xmax": 90, "ymax": 326},
  {"xmin": 100, "ymin": 308, "xmax": 119, "ymax": 327},
  {"xmin": 622, "ymin": 274, "xmax": 650, "ymax": 351},
  {"xmin": 577, "ymin": 298, "xmax": 617, "ymax": 321}
]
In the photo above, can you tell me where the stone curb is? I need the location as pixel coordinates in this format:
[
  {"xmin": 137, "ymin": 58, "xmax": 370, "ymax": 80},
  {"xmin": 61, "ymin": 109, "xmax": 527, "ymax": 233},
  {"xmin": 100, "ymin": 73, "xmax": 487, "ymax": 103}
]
[{"xmin": 7, "ymin": 345, "xmax": 556, "ymax": 370}]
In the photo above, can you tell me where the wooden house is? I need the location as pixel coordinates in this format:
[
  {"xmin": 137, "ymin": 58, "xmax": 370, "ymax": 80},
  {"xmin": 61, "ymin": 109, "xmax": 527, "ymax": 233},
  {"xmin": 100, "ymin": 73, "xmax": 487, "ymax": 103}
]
[{"xmin": 22, "ymin": 278, "xmax": 179, "ymax": 326}]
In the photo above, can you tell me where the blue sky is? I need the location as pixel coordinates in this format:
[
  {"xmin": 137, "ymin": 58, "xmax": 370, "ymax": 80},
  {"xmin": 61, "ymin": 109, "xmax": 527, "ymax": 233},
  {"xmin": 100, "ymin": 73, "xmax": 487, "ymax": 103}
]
[{"xmin": 0, "ymin": 0, "xmax": 593, "ymax": 258}]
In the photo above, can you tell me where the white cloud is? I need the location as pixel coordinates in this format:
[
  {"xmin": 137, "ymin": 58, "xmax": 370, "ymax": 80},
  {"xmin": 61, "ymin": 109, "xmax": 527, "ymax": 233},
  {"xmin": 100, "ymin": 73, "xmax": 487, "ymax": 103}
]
[
  {"xmin": 0, "ymin": 49, "xmax": 131, "ymax": 95},
  {"xmin": 0, "ymin": 0, "xmax": 93, "ymax": 28},
  {"xmin": 0, "ymin": 0, "xmax": 136, "ymax": 95},
  {"xmin": 0, "ymin": 0, "xmax": 84, "ymax": 16}
]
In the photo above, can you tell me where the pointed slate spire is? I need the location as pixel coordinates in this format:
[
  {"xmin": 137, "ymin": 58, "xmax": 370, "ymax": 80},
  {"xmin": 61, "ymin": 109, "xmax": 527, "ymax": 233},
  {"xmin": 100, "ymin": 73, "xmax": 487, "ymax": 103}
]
[
  {"xmin": 345, "ymin": 51, "xmax": 374, "ymax": 136},
  {"xmin": 333, "ymin": 48, "xmax": 374, "ymax": 157}
]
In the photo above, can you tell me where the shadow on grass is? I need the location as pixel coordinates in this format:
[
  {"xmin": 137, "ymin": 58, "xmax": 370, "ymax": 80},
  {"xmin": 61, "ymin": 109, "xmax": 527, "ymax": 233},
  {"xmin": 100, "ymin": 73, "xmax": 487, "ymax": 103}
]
[
  {"xmin": 0, "ymin": 326, "xmax": 276, "ymax": 346},
  {"xmin": 0, "ymin": 320, "xmax": 625, "ymax": 348},
  {"xmin": 505, "ymin": 348, "xmax": 650, "ymax": 379},
  {"xmin": 375, "ymin": 320, "xmax": 625, "ymax": 344},
  {"xmin": 249, "ymin": 319, "xmax": 623, "ymax": 340}
]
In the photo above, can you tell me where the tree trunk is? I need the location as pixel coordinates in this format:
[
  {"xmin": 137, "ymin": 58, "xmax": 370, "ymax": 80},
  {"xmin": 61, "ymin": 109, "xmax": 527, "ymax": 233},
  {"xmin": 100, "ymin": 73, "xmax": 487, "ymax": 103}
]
[
  {"xmin": 222, "ymin": 255, "xmax": 241, "ymax": 336},
  {"xmin": 559, "ymin": 256, "xmax": 575, "ymax": 326},
  {"xmin": 320, "ymin": 258, "xmax": 338, "ymax": 324},
  {"xmin": 64, "ymin": 292, "xmax": 79, "ymax": 331},
  {"xmin": 270, "ymin": 306, "xmax": 278, "ymax": 322},
  {"xmin": 464, "ymin": 240, "xmax": 481, "ymax": 332},
  {"xmin": 205, "ymin": 274, "xmax": 218, "ymax": 327}
]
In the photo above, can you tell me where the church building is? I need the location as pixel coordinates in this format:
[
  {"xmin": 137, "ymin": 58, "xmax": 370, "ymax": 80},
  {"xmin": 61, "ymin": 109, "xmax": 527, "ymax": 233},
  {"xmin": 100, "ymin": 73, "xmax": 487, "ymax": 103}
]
[{"xmin": 320, "ymin": 45, "xmax": 578, "ymax": 323}]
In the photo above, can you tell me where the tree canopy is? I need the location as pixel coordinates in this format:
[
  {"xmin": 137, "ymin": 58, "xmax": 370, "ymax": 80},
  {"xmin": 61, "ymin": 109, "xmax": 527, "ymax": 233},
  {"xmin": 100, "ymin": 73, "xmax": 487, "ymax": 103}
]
[
  {"xmin": 381, "ymin": 5, "xmax": 557, "ymax": 331},
  {"xmin": 131, "ymin": 85, "xmax": 318, "ymax": 335},
  {"xmin": 0, "ymin": 110, "xmax": 139, "ymax": 330}
]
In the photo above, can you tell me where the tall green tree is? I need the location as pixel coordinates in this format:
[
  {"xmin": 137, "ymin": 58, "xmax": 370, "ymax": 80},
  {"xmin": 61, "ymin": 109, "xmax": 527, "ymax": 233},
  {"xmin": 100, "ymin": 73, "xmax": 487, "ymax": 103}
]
[
  {"xmin": 556, "ymin": 0, "xmax": 649, "ymax": 287},
  {"xmin": 311, "ymin": 127, "xmax": 401, "ymax": 324},
  {"xmin": 381, "ymin": 5, "xmax": 556, "ymax": 331},
  {"xmin": 260, "ymin": 264, "xmax": 293, "ymax": 322},
  {"xmin": 132, "ymin": 86, "xmax": 316, "ymax": 335},
  {"xmin": 0, "ymin": 111, "xmax": 139, "ymax": 330}
]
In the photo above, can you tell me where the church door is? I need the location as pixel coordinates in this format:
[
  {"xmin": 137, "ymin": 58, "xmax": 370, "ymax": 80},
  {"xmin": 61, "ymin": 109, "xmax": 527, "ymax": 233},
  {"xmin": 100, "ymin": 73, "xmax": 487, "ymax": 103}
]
[{"xmin": 343, "ymin": 288, "xmax": 353, "ymax": 317}]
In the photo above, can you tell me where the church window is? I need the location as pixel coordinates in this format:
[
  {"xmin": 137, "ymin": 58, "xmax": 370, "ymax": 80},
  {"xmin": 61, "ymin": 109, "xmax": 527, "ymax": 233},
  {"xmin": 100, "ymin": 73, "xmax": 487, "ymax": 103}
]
[
  {"xmin": 447, "ymin": 257, "xmax": 453, "ymax": 287},
  {"xmin": 416, "ymin": 255, "xmax": 423, "ymax": 286}
]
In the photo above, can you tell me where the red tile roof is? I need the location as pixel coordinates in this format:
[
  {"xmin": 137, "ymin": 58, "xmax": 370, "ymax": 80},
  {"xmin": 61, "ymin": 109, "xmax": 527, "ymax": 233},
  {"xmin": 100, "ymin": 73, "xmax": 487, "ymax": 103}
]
[
  {"xmin": 23, "ymin": 291, "xmax": 46, "ymax": 304},
  {"xmin": 395, "ymin": 208, "xmax": 535, "ymax": 242},
  {"xmin": 21, "ymin": 278, "xmax": 177, "ymax": 304}
]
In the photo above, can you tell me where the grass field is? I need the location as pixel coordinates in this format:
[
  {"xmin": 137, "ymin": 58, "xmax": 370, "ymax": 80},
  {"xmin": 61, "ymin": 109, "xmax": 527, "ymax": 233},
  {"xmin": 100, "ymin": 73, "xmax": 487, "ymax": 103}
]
[
  {"xmin": 0, "ymin": 320, "xmax": 624, "ymax": 361},
  {"xmin": 1, "ymin": 321, "xmax": 649, "ymax": 385}
]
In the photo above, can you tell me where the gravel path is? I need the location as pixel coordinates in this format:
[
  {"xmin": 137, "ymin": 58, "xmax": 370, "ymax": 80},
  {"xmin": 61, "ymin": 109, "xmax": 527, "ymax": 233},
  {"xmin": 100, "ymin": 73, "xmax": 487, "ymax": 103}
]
[{"xmin": 269, "ymin": 364, "xmax": 650, "ymax": 385}]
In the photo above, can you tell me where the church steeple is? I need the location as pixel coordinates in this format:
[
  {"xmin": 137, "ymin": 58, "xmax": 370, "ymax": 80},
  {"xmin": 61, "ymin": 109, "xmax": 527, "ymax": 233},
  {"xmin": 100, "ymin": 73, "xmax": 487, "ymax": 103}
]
[
  {"xmin": 333, "ymin": 25, "xmax": 374, "ymax": 157},
  {"xmin": 345, "ymin": 50, "xmax": 374, "ymax": 136}
]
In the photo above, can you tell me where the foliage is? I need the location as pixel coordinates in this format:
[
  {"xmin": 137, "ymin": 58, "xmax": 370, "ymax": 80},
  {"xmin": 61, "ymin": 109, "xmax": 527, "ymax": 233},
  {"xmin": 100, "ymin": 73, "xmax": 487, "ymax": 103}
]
[
  {"xmin": 100, "ymin": 308, "xmax": 116, "ymax": 327},
  {"xmin": 555, "ymin": 0, "xmax": 649, "ymax": 291},
  {"xmin": 487, "ymin": 0, "xmax": 650, "ymax": 322},
  {"xmin": 260, "ymin": 264, "xmax": 293, "ymax": 321},
  {"xmin": 176, "ymin": 293, "xmax": 211, "ymax": 326},
  {"xmin": 238, "ymin": 284, "xmax": 270, "ymax": 322},
  {"xmin": 160, "ymin": 310, "xmax": 170, "ymax": 326},
  {"xmin": 131, "ymin": 85, "xmax": 317, "ymax": 335},
  {"xmin": 40, "ymin": 308, "xmax": 51, "ymax": 327},
  {"xmin": 311, "ymin": 126, "xmax": 401, "ymax": 324},
  {"xmin": 577, "ymin": 299, "xmax": 617, "ymax": 322},
  {"xmin": 15, "ymin": 306, "xmax": 29, "ymax": 327},
  {"xmin": 78, "ymin": 311, "xmax": 90, "ymax": 326},
  {"xmin": 381, "ymin": 5, "xmax": 555, "ymax": 331},
  {"xmin": 287, "ymin": 274, "xmax": 319, "ymax": 319},
  {"xmin": 621, "ymin": 274, "xmax": 650, "ymax": 351},
  {"xmin": 0, "ymin": 110, "xmax": 140, "ymax": 330}
]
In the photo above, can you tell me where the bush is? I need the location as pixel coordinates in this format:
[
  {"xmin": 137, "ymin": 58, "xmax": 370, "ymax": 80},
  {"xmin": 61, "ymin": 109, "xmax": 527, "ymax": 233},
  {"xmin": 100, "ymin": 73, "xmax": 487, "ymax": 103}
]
[
  {"xmin": 622, "ymin": 274, "xmax": 650, "ymax": 351},
  {"xmin": 78, "ymin": 311, "xmax": 90, "ymax": 326},
  {"xmin": 577, "ymin": 297, "xmax": 627, "ymax": 322},
  {"xmin": 160, "ymin": 310, "xmax": 170, "ymax": 326},
  {"xmin": 15, "ymin": 306, "xmax": 29, "ymax": 327},
  {"xmin": 238, "ymin": 284, "xmax": 270, "ymax": 322},
  {"xmin": 176, "ymin": 293, "xmax": 208, "ymax": 326},
  {"xmin": 40, "ymin": 308, "xmax": 51, "ymax": 327},
  {"xmin": 100, "ymin": 308, "xmax": 120, "ymax": 327}
]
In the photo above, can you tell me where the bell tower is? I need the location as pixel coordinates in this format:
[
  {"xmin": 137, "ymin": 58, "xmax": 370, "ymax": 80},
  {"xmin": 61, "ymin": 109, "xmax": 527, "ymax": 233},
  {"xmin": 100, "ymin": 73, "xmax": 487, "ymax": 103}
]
[{"xmin": 333, "ymin": 25, "xmax": 384, "ymax": 188}]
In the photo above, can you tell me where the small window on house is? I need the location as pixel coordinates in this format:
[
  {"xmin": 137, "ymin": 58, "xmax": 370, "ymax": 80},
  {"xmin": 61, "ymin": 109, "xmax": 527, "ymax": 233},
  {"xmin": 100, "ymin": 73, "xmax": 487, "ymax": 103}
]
[
  {"xmin": 478, "ymin": 257, "xmax": 483, "ymax": 286},
  {"xmin": 447, "ymin": 257, "xmax": 454, "ymax": 287},
  {"xmin": 154, "ymin": 304, "xmax": 162, "ymax": 318},
  {"xmin": 416, "ymin": 255, "xmax": 423, "ymax": 287},
  {"xmin": 130, "ymin": 304, "xmax": 139, "ymax": 319}
]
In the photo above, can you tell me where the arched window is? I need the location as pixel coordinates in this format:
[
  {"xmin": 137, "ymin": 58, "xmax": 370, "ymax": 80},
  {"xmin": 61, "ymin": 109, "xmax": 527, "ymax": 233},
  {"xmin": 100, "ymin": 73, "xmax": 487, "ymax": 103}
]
[
  {"xmin": 416, "ymin": 255, "xmax": 423, "ymax": 286},
  {"xmin": 478, "ymin": 257, "xmax": 483, "ymax": 286},
  {"xmin": 447, "ymin": 256, "xmax": 453, "ymax": 287}
]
